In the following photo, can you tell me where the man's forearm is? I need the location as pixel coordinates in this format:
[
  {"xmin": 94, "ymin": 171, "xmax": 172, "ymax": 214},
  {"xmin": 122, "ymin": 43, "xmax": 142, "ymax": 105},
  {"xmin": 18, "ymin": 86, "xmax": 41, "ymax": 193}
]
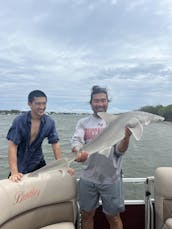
[
  {"xmin": 8, "ymin": 141, "xmax": 18, "ymax": 174},
  {"xmin": 52, "ymin": 143, "xmax": 62, "ymax": 159},
  {"xmin": 117, "ymin": 136, "xmax": 130, "ymax": 153}
]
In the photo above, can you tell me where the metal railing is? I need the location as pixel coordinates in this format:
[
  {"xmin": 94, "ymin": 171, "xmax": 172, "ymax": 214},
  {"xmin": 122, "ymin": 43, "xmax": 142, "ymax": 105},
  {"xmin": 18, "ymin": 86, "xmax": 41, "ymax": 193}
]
[
  {"xmin": 76, "ymin": 176, "xmax": 155, "ymax": 229},
  {"xmin": 123, "ymin": 176, "xmax": 155, "ymax": 229}
]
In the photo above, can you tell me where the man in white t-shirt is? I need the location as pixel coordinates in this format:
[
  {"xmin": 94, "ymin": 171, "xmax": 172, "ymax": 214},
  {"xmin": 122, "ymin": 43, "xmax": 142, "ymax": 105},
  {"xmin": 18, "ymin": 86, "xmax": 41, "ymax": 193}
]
[{"xmin": 71, "ymin": 85, "xmax": 132, "ymax": 229}]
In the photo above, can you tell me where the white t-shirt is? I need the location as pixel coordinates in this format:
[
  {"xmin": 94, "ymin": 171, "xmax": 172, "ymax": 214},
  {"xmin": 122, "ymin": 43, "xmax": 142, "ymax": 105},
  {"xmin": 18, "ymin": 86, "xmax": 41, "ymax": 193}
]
[{"xmin": 71, "ymin": 114, "xmax": 125, "ymax": 184}]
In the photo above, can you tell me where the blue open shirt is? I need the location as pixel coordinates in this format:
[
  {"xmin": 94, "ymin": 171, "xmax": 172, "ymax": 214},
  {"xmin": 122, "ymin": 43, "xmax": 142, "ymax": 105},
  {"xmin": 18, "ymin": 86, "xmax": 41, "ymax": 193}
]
[{"xmin": 7, "ymin": 111, "xmax": 59, "ymax": 174}]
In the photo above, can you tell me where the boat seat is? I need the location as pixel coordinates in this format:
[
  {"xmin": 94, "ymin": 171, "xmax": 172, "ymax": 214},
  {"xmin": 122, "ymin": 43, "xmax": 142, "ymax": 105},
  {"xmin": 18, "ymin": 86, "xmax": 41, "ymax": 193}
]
[
  {"xmin": 154, "ymin": 167, "xmax": 172, "ymax": 229},
  {"xmin": 0, "ymin": 164, "xmax": 78, "ymax": 229}
]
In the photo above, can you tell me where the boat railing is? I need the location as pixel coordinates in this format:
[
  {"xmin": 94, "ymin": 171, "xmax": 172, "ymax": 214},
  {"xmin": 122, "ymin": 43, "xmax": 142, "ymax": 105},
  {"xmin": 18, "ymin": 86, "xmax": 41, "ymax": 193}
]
[
  {"xmin": 77, "ymin": 176, "xmax": 155, "ymax": 229},
  {"xmin": 123, "ymin": 176, "xmax": 155, "ymax": 229}
]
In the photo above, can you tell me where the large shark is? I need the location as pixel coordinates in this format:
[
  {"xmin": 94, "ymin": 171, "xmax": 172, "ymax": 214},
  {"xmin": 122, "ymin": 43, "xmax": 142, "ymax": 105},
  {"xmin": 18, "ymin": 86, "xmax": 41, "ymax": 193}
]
[
  {"xmin": 80, "ymin": 111, "xmax": 165, "ymax": 156},
  {"xmin": 29, "ymin": 111, "xmax": 164, "ymax": 176}
]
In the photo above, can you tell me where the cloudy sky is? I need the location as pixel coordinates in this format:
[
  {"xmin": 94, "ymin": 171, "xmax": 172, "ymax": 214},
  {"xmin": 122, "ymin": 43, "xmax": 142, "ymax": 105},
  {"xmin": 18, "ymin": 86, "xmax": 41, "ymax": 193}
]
[{"xmin": 0, "ymin": 0, "xmax": 172, "ymax": 113}]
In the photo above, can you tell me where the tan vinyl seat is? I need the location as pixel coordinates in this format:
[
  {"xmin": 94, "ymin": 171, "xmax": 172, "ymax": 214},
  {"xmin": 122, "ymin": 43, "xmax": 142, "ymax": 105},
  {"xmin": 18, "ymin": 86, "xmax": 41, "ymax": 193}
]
[
  {"xmin": 154, "ymin": 167, "xmax": 172, "ymax": 229},
  {"xmin": 40, "ymin": 222, "xmax": 76, "ymax": 229},
  {"xmin": 0, "ymin": 162, "xmax": 79, "ymax": 229}
]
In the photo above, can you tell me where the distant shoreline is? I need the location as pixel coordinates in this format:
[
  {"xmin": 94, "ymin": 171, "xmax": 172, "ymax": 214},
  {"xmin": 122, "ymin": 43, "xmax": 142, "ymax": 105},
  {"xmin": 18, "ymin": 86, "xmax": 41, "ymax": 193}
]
[
  {"xmin": 0, "ymin": 110, "xmax": 89, "ymax": 115},
  {"xmin": 1, "ymin": 105, "xmax": 172, "ymax": 121}
]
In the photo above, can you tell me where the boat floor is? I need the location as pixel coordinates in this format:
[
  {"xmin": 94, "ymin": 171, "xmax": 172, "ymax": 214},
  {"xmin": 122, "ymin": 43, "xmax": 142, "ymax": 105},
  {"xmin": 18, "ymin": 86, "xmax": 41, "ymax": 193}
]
[{"xmin": 94, "ymin": 204, "xmax": 145, "ymax": 229}]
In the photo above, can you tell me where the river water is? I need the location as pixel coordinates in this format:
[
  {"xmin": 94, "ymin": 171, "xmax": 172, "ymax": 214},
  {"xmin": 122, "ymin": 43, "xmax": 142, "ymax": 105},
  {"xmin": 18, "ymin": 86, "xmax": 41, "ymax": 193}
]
[{"xmin": 0, "ymin": 113, "xmax": 171, "ymax": 199}]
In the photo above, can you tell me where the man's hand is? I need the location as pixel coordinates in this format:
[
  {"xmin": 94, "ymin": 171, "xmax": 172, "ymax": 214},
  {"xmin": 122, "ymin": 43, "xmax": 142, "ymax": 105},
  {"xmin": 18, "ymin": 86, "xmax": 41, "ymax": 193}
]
[
  {"xmin": 67, "ymin": 167, "xmax": 75, "ymax": 175},
  {"xmin": 9, "ymin": 172, "xmax": 23, "ymax": 182},
  {"xmin": 117, "ymin": 128, "xmax": 132, "ymax": 153},
  {"xmin": 75, "ymin": 151, "xmax": 89, "ymax": 162},
  {"xmin": 125, "ymin": 127, "xmax": 132, "ymax": 139}
]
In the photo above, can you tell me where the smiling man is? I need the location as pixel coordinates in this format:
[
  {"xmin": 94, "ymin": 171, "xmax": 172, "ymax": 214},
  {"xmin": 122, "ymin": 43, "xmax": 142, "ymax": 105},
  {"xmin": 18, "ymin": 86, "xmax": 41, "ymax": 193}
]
[
  {"xmin": 7, "ymin": 90, "xmax": 62, "ymax": 182},
  {"xmin": 71, "ymin": 85, "xmax": 132, "ymax": 229}
]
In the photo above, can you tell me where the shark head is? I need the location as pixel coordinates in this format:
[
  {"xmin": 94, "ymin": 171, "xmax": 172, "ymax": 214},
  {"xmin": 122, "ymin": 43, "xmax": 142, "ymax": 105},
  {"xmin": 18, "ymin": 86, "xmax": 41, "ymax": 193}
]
[
  {"xmin": 98, "ymin": 111, "xmax": 165, "ymax": 142},
  {"xmin": 132, "ymin": 111, "xmax": 165, "ymax": 125}
]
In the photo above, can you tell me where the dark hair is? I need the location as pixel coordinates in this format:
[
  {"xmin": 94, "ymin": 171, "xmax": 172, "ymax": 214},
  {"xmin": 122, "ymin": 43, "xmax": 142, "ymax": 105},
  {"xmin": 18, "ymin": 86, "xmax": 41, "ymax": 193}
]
[
  {"xmin": 28, "ymin": 90, "xmax": 47, "ymax": 103},
  {"xmin": 90, "ymin": 85, "xmax": 110, "ymax": 103}
]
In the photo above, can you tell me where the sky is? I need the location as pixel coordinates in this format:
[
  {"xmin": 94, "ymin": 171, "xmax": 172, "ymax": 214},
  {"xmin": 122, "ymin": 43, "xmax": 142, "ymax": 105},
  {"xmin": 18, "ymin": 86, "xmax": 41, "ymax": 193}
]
[{"xmin": 0, "ymin": 0, "xmax": 172, "ymax": 113}]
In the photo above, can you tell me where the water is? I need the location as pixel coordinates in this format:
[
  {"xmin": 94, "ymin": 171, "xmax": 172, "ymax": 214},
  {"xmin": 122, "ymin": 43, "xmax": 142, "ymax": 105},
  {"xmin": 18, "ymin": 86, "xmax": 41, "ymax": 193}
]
[{"xmin": 0, "ymin": 113, "xmax": 172, "ymax": 199}]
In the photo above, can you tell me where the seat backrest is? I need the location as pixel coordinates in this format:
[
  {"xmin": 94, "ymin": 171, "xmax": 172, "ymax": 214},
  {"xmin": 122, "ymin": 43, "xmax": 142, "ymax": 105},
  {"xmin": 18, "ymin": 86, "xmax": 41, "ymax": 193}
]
[
  {"xmin": 0, "ymin": 166, "xmax": 77, "ymax": 229},
  {"xmin": 154, "ymin": 167, "xmax": 172, "ymax": 229}
]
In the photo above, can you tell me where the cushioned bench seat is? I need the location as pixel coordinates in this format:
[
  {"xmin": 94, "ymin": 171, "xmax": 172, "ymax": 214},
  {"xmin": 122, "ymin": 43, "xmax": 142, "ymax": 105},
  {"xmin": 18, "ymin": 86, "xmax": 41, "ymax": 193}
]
[
  {"xmin": 0, "ymin": 160, "xmax": 78, "ymax": 229},
  {"xmin": 154, "ymin": 167, "xmax": 172, "ymax": 229},
  {"xmin": 40, "ymin": 222, "xmax": 76, "ymax": 229}
]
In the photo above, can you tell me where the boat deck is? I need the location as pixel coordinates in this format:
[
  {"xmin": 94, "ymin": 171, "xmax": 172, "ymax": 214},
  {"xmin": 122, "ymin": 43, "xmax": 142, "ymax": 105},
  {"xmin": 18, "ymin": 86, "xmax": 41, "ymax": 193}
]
[
  {"xmin": 77, "ymin": 177, "xmax": 154, "ymax": 229},
  {"xmin": 94, "ymin": 203, "xmax": 145, "ymax": 229}
]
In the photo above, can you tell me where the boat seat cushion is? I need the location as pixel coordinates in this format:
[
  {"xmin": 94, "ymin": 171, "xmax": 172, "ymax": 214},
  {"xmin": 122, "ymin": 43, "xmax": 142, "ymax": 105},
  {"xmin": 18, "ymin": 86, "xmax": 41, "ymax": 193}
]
[
  {"xmin": 0, "ymin": 168, "xmax": 78, "ymax": 229},
  {"xmin": 163, "ymin": 219, "xmax": 172, "ymax": 229},
  {"xmin": 40, "ymin": 222, "xmax": 75, "ymax": 229},
  {"xmin": 154, "ymin": 167, "xmax": 172, "ymax": 229},
  {"xmin": 163, "ymin": 200, "xmax": 172, "ymax": 222}
]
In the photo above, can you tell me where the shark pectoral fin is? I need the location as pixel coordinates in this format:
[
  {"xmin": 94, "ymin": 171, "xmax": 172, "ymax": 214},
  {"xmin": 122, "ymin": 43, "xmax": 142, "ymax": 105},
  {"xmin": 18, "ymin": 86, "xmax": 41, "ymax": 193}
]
[{"xmin": 128, "ymin": 121, "xmax": 143, "ymax": 141}]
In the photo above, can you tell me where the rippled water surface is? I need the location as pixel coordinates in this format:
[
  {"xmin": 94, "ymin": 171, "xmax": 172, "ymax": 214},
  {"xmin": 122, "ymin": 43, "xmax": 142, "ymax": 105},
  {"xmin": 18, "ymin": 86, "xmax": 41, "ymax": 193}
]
[{"xmin": 0, "ymin": 113, "xmax": 171, "ymax": 199}]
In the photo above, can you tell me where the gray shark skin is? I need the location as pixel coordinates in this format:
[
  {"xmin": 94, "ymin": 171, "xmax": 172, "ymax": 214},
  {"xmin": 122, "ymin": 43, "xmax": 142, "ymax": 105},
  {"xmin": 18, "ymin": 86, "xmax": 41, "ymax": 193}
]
[
  {"xmin": 81, "ymin": 111, "xmax": 164, "ymax": 156},
  {"xmin": 29, "ymin": 111, "xmax": 164, "ymax": 176}
]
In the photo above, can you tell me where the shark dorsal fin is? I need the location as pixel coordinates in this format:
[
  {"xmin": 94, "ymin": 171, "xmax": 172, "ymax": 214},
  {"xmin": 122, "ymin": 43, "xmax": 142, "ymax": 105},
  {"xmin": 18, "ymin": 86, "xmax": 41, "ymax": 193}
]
[{"xmin": 97, "ymin": 112, "xmax": 119, "ymax": 125}]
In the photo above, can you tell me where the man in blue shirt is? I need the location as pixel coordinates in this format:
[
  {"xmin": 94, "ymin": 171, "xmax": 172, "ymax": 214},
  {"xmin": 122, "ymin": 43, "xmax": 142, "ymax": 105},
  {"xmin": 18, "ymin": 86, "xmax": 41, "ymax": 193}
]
[{"xmin": 7, "ymin": 90, "xmax": 62, "ymax": 182}]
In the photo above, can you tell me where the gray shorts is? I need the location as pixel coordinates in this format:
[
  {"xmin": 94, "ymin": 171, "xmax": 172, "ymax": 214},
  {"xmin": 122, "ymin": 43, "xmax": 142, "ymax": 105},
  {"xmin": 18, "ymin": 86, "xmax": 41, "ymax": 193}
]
[{"xmin": 78, "ymin": 177, "xmax": 125, "ymax": 216}]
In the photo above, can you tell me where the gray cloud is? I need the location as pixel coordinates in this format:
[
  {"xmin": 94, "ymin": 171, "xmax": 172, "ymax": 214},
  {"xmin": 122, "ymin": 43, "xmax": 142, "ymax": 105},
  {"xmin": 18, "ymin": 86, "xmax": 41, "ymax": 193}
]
[{"xmin": 0, "ymin": 0, "xmax": 172, "ymax": 113}]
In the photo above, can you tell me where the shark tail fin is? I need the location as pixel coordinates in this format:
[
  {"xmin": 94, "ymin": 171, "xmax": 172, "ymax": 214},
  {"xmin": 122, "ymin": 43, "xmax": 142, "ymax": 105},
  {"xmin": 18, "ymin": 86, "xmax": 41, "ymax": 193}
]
[{"xmin": 28, "ymin": 157, "xmax": 74, "ymax": 177}]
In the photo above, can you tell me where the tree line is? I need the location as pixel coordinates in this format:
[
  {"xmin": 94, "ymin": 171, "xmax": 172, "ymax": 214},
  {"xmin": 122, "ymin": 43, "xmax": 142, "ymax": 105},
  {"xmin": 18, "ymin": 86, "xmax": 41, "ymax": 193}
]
[
  {"xmin": 139, "ymin": 104, "xmax": 172, "ymax": 121},
  {"xmin": 0, "ymin": 105, "xmax": 172, "ymax": 121}
]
